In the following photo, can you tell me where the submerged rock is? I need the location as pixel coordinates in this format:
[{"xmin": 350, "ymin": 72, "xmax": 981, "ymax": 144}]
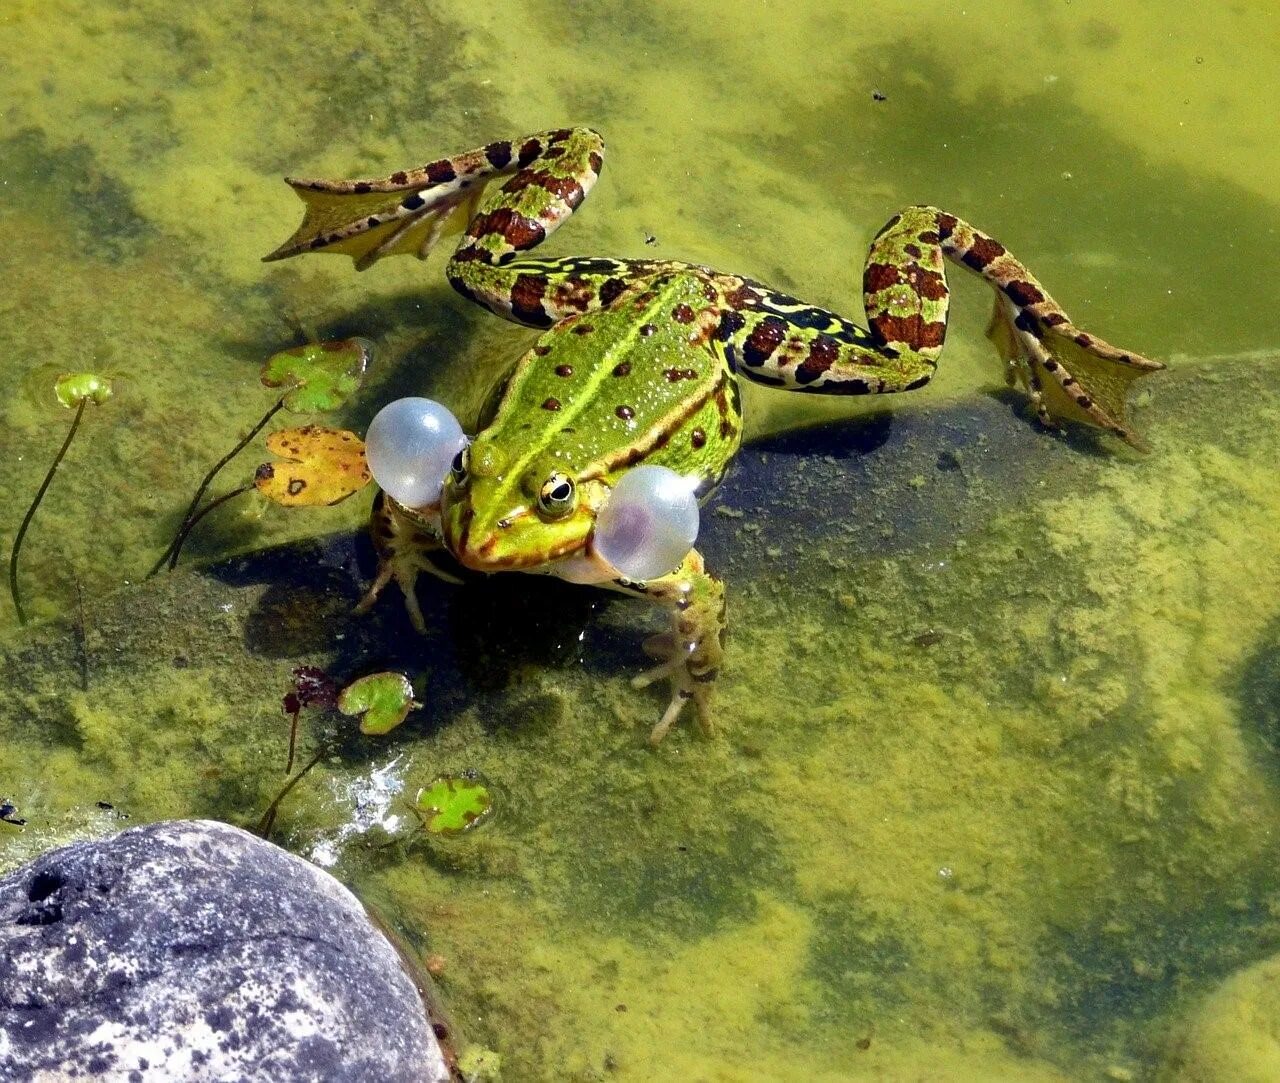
[{"xmin": 0, "ymin": 819, "xmax": 448, "ymax": 1082}]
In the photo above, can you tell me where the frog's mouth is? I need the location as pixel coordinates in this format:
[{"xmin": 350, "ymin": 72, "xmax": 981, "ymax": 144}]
[{"xmin": 444, "ymin": 507, "xmax": 588, "ymax": 572}]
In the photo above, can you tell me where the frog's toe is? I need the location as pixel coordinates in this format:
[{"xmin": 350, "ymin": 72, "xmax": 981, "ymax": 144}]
[
  {"xmin": 989, "ymin": 296, "xmax": 1163, "ymax": 449},
  {"xmin": 634, "ymin": 643, "xmax": 717, "ymax": 745}
]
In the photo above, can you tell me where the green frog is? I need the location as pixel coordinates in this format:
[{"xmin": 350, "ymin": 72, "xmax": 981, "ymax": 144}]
[{"xmin": 264, "ymin": 127, "xmax": 1162, "ymax": 744}]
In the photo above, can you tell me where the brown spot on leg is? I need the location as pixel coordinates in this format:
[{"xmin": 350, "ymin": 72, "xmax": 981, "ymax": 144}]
[
  {"xmin": 794, "ymin": 336, "xmax": 840, "ymax": 384},
  {"xmin": 1004, "ymin": 280, "xmax": 1046, "ymax": 308},
  {"xmin": 961, "ymin": 236, "xmax": 1006, "ymax": 270}
]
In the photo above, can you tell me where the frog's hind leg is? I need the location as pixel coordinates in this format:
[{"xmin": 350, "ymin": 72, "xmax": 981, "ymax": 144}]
[
  {"xmin": 912, "ymin": 207, "xmax": 1164, "ymax": 447},
  {"xmin": 723, "ymin": 206, "xmax": 1162, "ymax": 447},
  {"xmin": 263, "ymin": 127, "xmax": 607, "ymax": 282}
]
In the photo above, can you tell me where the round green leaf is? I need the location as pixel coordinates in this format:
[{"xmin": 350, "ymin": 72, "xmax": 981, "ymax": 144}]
[
  {"xmin": 337, "ymin": 671, "xmax": 417, "ymax": 735},
  {"xmin": 260, "ymin": 338, "xmax": 371, "ymax": 414},
  {"xmin": 415, "ymin": 775, "xmax": 493, "ymax": 836},
  {"xmin": 54, "ymin": 372, "xmax": 113, "ymax": 408}
]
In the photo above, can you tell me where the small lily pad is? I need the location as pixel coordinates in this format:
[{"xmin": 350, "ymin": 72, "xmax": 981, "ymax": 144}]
[
  {"xmin": 54, "ymin": 372, "xmax": 113, "ymax": 408},
  {"xmin": 338, "ymin": 672, "xmax": 418, "ymax": 735},
  {"xmin": 254, "ymin": 426, "xmax": 371, "ymax": 507},
  {"xmin": 260, "ymin": 338, "xmax": 371, "ymax": 414},
  {"xmin": 415, "ymin": 774, "xmax": 493, "ymax": 836}
]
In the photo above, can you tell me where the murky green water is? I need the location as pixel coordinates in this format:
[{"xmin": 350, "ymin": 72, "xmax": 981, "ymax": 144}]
[{"xmin": 3, "ymin": 2, "xmax": 1280, "ymax": 1079}]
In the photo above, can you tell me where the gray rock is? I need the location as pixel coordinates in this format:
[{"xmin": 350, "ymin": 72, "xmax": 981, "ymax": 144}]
[{"xmin": 0, "ymin": 819, "xmax": 449, "ymax": 1082}]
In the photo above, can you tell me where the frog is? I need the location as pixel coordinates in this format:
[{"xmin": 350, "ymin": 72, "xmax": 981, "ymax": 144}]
[{"xmin": 264, "ymin": 126, "xmax": 1162, "ymax": 744}]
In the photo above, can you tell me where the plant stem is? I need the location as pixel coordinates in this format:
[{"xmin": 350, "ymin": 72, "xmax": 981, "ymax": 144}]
[
  {"xmin": 9, "ymin": 399, "xmax": 87, "ymax": 625},
  {"xmin": 285, "ymin": 708, "xmax": 301, "ymax": 775},
  {"xmin": 165, "ymin": 483, "xmax": 252, "ymax": 572},
  {"xmin": 147, "ymin": 396, "xmax": 284, "ymax": 578},
  {"xmin": 256, "ymin": 748, "xmax": 324, "ymax": 840}
]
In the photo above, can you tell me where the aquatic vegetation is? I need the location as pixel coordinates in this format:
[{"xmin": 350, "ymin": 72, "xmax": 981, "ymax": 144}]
[
  {"xmin": 282, "ymin": 665, "xmax": 339, "ymax": 774},
  {"xmin": 456, "ymin": 1046, "xmax": 502, "ymax": 1082},
  {"xmin": 413, "ymin": 775, "xmax": 493, "ymax": 836},
  {"xmin": 338, "ymin": 671, "xmax": 419, "ymax": 736},
  {"xmin": 150, "ymin": 338, "xmax": 370, "ymax": 574},
  {"xmin": 8, "ymin": 373, "xmax": 113, "ymax": 625},
  {"xmin": 254, "ymin": 426, "xmax": 371, "ymax": 508}
]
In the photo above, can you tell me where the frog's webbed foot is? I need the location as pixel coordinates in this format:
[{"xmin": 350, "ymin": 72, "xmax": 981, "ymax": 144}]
[
  {"xmin": 617, "ymin": 552, "xmax": 726, "ymax": 746},
  {"xmin": 986, "ymin": 295, "xmax": 1164, "ymax": 450},
  {"xmin": 355, "ymin": 492, "xmax": 459, "ymax": 633},
  {"xmin": 263, "ymin": 165, "xmax": 484, "ymax": 271}
]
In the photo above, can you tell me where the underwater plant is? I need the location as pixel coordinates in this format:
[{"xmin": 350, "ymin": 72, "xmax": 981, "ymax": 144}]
[
  {"xmin": 256, "ymin": 668, "xmax": 418, "ymax": 839},
  {"xmin": 8, "ymin": 373, "xmax": 113, "ymax": 625},
  {"xmin": 282, "ymin": 665, "xmax": 339, "ymax": 773},
  {"xmin": 149, "ymin": 338, "xmax": 371, "ymax": 575},
  {"xmin": 414, "ymin": 774, "xmax": 493, "ymax": 836},
  {"xmin": 337, "ymin": 671, "xmax": 420, "ymax": 735}
]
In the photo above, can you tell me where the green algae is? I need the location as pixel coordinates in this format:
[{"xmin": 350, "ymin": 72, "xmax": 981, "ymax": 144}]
[
  {"xmin": 1, "ymin": 1, "xmax": 1280, "ymax": 1079},
  {"xmin": 4, "ymin": 361, "xmax": 1280, "ymax": 1080}
]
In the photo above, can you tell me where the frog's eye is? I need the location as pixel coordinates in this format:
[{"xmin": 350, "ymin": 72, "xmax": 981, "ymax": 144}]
[
  {"xmin": 365, "ymin": 397, "xmax": 467, "ymax": 508},
  {"xmin": 537, "ymin": 472, "xmax": 576, "ymax": 519},
  {"xmin": 593, "ymin": 465, "xmax": 700, "ymax": 582},
  {"xmin": 450, "ymin": 445, "xmax": 470, "ymax": 487}
]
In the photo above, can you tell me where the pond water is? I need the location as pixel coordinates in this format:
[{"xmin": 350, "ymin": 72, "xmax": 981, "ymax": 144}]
[{"xmin": 2, "ymin": 2, "xmax": 1279, "ymax": 1080}]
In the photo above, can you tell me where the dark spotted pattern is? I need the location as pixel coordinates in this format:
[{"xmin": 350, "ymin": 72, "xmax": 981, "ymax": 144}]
[
  {"xmin": 691, "ymin": 428, "xmax": 707, "ymax": 449},
  {"xmin": 960, "ymin": 236, "xmax": 1006, "ymax": 270},
  {"xmin": 542, "ymin": 397, "xmax": 561, "ymax": 411},
  {"xmin": 1004, "ymin": 280, "xmax": 1046, "ymax": 308},
  {"xmin": 864, "ymin": 262, "xmax": 901, "ymax": 292},
  {"xmin": 517, "ymin": 138, "xmax": 542, "ymax": 167},
  {"xmin": 401, "ymin": 193, "xmax": 426, "ymax": 212},
  {"xmin": 871, "ymin": 313, "xmax": 946, "ymax": 350},
  {"xmin": 742, "ymin": 315, "xmax": 787, "ymax": 367},
  {"xmin": 483, "ymin": 141, "xmax": 512, "ymax": 169},
  {"xmin": 426, "ymin": 159, "xmax": 457, "ymax": 184},
  {"xmin": 467, "ymin": 208, "xmax": 545, "ymax": 251},
  {"xmin": 510, "ymin": 274, "xmax": 551, "ymax": 326},
  {"xmin": 794, "ymin": 336, "xmax": 840, "ymax": 384},
  {"xmin": 639, "ymin": 324, "xmax": 657, "ymax": 337},
  {"xmin": 599, "ymin": 277, "xmax": 627, "ymax": 306},
  {"xmin": 571, "ymin": 324, "xmax": 595, "ymax": 335},
  {"xmin": 717, "ymin": 310, "xmax": 746, "ymax": 341},
  {"xmin": 533, "ymin": 344, "xmax": 552, "ymax": 356},
  {"xmin": 616, "ymin": 405, "xmax": 635, "ymax": 420},
  {"xmin": 612, "ymin": 361, "xmax": 632, "ymax": 377},
  {"xmin": 554, "ymin": 364, "xmax": 574, "ymax": 377}
]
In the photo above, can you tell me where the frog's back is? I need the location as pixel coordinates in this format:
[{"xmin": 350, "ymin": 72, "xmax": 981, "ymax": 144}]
[{"xmin": 485, "ymin": 271, "xmax": 741, "ymax": 491}]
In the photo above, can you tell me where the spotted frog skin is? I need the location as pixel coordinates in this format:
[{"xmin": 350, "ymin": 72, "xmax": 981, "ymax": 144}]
[{"xmin": 265, "ymin": 127, "xmax": 1162, "ymax": 744}]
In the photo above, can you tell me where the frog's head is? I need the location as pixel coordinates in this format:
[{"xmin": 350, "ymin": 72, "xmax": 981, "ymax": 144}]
[
  {"xmin": 440, "ymin": 438, "xmax": 605, "ymax": 572},
  {"xmin": 365, "ymin": 397, "xmax": 701, "ymax": 583}
]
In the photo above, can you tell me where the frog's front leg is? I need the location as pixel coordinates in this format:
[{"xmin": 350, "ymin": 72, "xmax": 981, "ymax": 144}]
[
  {"xmin": 608, "ymin": 550, "xmax": 726, "ymax": 746},
  {"xmin": 354, "ymin": 492, "xmax": 461, "ymax": 633}
]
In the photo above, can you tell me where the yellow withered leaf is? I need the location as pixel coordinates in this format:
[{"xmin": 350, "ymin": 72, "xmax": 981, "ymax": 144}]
[{"xmin": 255, "ymin": 426, "xmax": 371, "ymax": 507}]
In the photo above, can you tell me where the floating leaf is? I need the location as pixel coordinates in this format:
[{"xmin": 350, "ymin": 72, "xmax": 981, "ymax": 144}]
[
  {"xmin": 415, "ymin": 774, "xmax": 492, "ymax": 836},
  {"xmin": 54, "ymin": 372, "xmax": 113, "ymax": 408},
  {"xmin": 254, "ymin": 425, "xmax": 371, "ymax": 507},
  {"xmin": 260, "ymin": 338, "xmax": 371, "ymax": 414},
  {"xmin": 338, "ymin": 671, "xmax": 418, "ymax": 735}
]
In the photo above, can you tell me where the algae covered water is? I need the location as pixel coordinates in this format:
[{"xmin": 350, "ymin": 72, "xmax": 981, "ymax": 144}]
[{"xmin": 3, "ymin": 2, "xmax": 1280, "ymax": 1079}]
